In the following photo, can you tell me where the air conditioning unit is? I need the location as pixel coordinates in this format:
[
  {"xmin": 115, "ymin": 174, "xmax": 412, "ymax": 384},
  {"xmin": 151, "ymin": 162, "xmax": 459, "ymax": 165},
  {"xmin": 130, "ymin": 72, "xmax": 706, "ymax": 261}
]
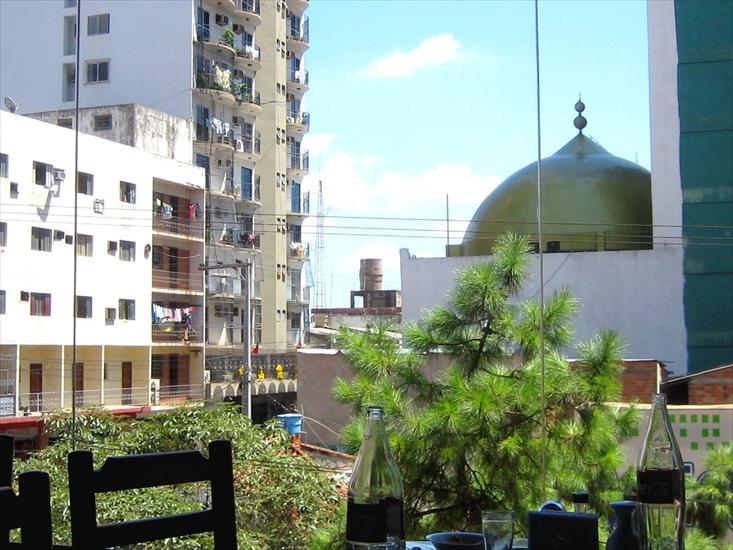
[
  {"xmin": 215, "ymin": 13, "xmax": 229, "ymax": 25},
  {"xmin": 232, "ymin": 24, "xmax": 244, "ymax": 34},
  {"xmin": 53, "ymin": 168, "xmax": 66, "ymax": 181},
  {"xmin": 150, "ymin": 379, "xmax": 161, "ymax": 405}
]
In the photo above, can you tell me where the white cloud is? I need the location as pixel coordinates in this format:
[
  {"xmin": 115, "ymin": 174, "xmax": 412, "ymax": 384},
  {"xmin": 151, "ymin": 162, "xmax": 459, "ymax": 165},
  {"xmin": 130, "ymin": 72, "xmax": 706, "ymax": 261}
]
[
  {"xmin": 302, "ymin": 133, "xmax": 336, "ymax": 158},
  {"xmin": 358, "ymin": 34, "xmax": 462, "ymax": 78}
]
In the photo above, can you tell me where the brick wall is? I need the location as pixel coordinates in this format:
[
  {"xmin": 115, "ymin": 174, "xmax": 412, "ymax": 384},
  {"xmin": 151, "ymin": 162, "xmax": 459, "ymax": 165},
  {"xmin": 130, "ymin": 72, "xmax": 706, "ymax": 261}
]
[
  {"xmin": 688, "ymin": 365, "xmax": 733, "ymax": 405},
  {"xmin": 618, "ymin": 360, "xmax": 663, "ymax": 403}
]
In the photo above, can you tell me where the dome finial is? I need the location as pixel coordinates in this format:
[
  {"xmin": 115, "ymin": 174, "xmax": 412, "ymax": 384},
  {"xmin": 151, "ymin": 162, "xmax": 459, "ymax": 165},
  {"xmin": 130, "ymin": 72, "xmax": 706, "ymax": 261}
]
[{"xmin": 574, "ymin": 94, "xmax": 587, "ymax": 134}]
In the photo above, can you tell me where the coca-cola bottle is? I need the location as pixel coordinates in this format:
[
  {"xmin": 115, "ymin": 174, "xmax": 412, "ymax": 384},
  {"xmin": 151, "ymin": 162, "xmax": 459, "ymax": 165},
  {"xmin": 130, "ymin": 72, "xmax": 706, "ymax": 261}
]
[
  {"xmin": 346, "ymin": 406, "xmax": 405, "ymax": 550},
  {"xmin": 636, "ymin": 393, "xmax": 685, "ymax": 549}
]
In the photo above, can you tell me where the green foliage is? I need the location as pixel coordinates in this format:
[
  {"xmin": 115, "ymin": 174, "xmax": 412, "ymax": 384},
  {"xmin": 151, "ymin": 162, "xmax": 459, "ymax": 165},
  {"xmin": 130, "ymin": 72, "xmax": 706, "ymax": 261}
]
[
  {"xmin": 334, "ymin": 233, "xmax": 638, "ymax": 537},
  {"xmin": 685, "ymin": 528, "xmax": 733, "ymax": 550},
  {"xmin": 13, "ymin": 405, "xmax": 339, "ymax": 549},
  {"xmin": 687, "ymin": 443, "xmax": 733, "ymax": 540}
]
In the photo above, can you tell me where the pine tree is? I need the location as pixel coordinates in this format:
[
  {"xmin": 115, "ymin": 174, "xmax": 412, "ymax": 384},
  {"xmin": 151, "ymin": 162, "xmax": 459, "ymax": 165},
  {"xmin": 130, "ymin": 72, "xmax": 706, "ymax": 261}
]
[{"xmin": 334, "ymin": 233, "xmax": 638, "ymax": 535}]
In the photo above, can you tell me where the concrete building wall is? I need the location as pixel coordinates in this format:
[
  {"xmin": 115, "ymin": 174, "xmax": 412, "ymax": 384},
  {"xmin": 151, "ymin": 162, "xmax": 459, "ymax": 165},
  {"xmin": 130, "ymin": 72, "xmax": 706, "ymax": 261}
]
[
  {"xmin": 0, "ymin": 0, "xmax": 193, "ymax": 119},
  {"xmin": 400, "ymin": 247, "xmax": 688, "ymax": 376}
]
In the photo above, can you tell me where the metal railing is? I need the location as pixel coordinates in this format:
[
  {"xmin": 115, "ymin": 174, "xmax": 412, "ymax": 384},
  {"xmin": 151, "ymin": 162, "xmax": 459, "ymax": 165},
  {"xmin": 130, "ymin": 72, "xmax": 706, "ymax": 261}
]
[
  {"xmin": 152, "ymin": 270, "xmax": 204, "ymax": 292},
  {"xmin": 287, "ymin": 329, "xmax": 303, "ymax": 346},
  {"xmin": 239, "ymin": 178, "xmax": 261, "ymax": 202},
  {"xmin": 153, "ymin": 214, "xmax": 204, "ymax": 238},
  {"xmin": 195, "ymin": 71, "xmax": 261, "ymax": 107},
  {"xmin": 287, "ymin": 16, "xmax": 309, "ymax": 43},
  {"xmin": 287, "ymin": 151, "xmax": 309, "ymax": 171},
  {"xmin": 290, "ymin": 190, "xmax": 310, "ymax": 214},
  {"xmin": 159, "ymin": 384, "xmax": 205, "ymax": 401},
  {"xmin": 288, "ymin": 286, "xmax": 310, "ymax": 303},
  {"xmin": 235, "ymin": 44, "xmax": 261, "ymax": 62},
  {"xmin": 287, "ymin": 111, "xmax": 310, "ymax": 128},
  {"xmin": 289, "ymin": 242, "xmax": 309, "ymax": 259},
  {"xmin": 234, "ymin": 133, "xmax": 261, "ymax": 155},
  {"xmin": 152, "ymin": 323, "xmax": 204, "ymax": 343},
  {"xmin": 288, "ymin": 69, "xmax": 309, "ymax": 86}
]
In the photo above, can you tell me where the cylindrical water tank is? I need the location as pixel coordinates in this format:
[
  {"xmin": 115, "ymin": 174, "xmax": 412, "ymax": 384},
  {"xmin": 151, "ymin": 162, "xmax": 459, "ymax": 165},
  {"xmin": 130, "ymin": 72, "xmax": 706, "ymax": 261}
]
[{"xmin": 359, "ymin": 259, "xmax": 383, "ymax": 290}]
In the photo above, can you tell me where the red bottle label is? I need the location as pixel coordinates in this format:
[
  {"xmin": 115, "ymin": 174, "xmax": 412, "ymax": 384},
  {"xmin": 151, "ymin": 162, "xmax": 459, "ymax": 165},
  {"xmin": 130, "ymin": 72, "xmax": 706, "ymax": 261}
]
[{"xmin": 637, "ymin": 468, "xmax": 680, "ymax": 504}]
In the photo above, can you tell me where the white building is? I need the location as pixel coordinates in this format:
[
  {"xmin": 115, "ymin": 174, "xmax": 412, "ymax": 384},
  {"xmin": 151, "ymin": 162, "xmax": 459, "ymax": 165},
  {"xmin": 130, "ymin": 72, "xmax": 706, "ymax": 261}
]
[
  {"xmin": 0, "ymin": 0, "xmax": 311, "ymax": 418},
  {"xmin": 0, "ymin": 111, "xmax": 205, "ymax": 443}
]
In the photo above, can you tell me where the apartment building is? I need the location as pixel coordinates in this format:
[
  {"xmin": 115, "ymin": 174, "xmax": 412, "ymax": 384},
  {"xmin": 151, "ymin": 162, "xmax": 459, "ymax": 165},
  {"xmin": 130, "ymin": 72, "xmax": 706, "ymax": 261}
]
[
  {"xmin": 0, "ymin": 0, "xmax": 312, "ymax": 409},
  {"xmin": 0, "ymin": 111, "xmax": 206, "ymax": 445}
]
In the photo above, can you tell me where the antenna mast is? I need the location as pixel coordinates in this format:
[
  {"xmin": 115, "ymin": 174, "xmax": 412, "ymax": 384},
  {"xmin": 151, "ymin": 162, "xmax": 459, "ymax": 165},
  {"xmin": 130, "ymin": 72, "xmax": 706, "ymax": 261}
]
[{"xmin": 314, "ymin": 180, "xmax": 325, "ymax": 308}]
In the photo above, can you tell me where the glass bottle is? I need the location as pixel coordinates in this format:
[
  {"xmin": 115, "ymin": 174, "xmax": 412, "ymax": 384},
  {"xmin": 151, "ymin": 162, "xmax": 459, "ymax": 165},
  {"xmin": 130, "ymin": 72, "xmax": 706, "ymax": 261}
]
[
  {"xmin": 607, "ymin": 501, "xmax": 641, "ymax": 550},
  {"xmin": 572, "ymin": 491, "xmax": 590, "ymax": 513},
  {"xmin": 636, "ymin": 393, "xmax": 685, "ymax": 549},
  {"xmin": 346, "ymin": 406, "xmax": 405, "ymax": 550}
]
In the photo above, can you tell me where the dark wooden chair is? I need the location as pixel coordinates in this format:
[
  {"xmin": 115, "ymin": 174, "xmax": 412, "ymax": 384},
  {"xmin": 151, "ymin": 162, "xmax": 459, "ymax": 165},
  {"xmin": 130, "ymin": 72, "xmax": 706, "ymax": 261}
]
[
  {"xmin": 0, "ymin": 434, "xmax": 55, "ymax": 549},
  {"xmin": 67, "ymin": 439, "xmax": 237, "ymax": 549}
]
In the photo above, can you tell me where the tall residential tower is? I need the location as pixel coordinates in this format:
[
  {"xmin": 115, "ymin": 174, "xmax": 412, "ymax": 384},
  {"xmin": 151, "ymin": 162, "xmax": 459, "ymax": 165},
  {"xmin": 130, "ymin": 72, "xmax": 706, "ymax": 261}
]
[{"xmin": 0, "ymin": 0, "xmax": 312, "ymax": 411}]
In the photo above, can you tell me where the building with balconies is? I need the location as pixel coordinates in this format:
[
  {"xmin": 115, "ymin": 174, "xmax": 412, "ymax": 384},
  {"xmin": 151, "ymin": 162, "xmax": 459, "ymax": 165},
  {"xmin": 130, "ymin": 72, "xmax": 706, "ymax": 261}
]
[
  {"xmin": 0, "ymin": 0, "xmax": 312, "ymax": 411},
  {"xmin": 0, "ymin": 111, "xmax": 205, "ymax": 447}
]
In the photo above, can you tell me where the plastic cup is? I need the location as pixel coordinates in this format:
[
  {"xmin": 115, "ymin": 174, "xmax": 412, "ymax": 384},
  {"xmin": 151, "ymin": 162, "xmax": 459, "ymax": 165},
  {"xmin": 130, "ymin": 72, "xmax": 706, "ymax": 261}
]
[{"xmin": 481, "ymin": 510, "xmax": 514, "ymax": 550}]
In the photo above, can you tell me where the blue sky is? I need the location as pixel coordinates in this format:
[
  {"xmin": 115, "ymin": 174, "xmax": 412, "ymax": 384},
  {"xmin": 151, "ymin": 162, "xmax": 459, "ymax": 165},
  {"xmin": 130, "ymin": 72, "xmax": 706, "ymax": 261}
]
[{"xmin": 300, "ymin": 0, "xmax": 650, "ymax": 307}]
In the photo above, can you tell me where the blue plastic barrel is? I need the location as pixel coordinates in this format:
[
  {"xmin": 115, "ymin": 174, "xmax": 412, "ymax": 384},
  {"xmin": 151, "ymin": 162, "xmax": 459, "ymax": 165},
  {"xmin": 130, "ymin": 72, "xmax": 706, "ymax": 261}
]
[{"xmin": 277, "ymin": 413, "xmax": 303, "ymax": 434}]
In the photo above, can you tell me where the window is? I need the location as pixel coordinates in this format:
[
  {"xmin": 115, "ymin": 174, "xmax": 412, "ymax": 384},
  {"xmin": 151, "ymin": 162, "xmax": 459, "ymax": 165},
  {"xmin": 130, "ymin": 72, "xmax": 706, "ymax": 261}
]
[
  {"xmin": 33, "ymin": 161, "xmax": 51, "ymax": 186},
  {"xmin": 58, "ymin": 118, "xmax": 72, "ymax": 129},
  {"xmin": 0, "ymin": 153, "xmax": 7, "ymax": 178},
  {"xmin": 0, "ymin": 290, "xmax": 5, "ymax": 315},
  {"xmin": 119, "ymin": 299, "xmax": 135, "ymax": 320},
  {"xmin": 76, "ymin": 296, "xmax": 92, "ymax": 318},
  {"xmin": 77, "ymin": 172, "xmax": 94, "ymax": 195},
  {"xmin": 65, "ymin": 0, "xmax": 77, "ymax": 7},
  {"xmin": 86, "ymin": 60, "xmax": 109, "ymax": 83},
  {"xmin": 94, "ymin": 114, "xmax": 112, "ymax": 130},
  {"xmin": 196, "ymin": 7, "xmax": 210, "ymax": 41},
  {"xmin": 64, "ymin": 15, "xmax": 76, "ymax": 55},
  {"xmin": 62, "ymin": 63, "xmax": 76, "ymax": 102},
  {"xmin": 0, "ymin": 222, "xmax": 6, "ymax": 247},
  {"xmin": 76, "ymin": 234, "xmax": 93, "ymax": 257},
  {"xmin": 120, "ymin": 181, "xmax": 136, "ymax": 204},
  {"xmin": 30, "ymin": 293, "xmax": 51, "ymax": 316},
  {"xmin": 31, "ymin": 227, "xmax": 52, "ymax": 252},
  {"xmin": 87, "ymin": 14, "xmax": 110, "ymax": 35},
  {"xmin": 119, "ymin": 240, "xmax": 135, "ymax": 261}
]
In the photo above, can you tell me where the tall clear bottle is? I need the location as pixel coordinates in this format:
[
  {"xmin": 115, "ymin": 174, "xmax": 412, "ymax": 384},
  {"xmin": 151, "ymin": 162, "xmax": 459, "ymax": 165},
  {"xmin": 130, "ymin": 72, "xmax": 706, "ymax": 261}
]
[
  {"xmin": 637, "ymin": 393, "xmax": 685, "ymax": 549},
  {"xmin": 346, "ymin": 406, "xmax": 405, "ymax": 550}
]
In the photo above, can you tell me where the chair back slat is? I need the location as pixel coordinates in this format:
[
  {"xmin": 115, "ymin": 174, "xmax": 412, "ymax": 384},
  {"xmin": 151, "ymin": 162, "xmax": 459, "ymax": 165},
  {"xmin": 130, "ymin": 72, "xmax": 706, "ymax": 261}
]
[
  {"xmin": 68, "ymin": 439, "xmax": 237, "ymax": 550},
  {"xmin": 95, "ymin": 510, "xmax": 214, "ymax": 547},
  {"xmin": 92, "ymin": 450, "xmax": 210, "ymax": 492},
  {"xmin": 0, "ymin": 471, "xmax": 54, "ymax": 549},
  {"xmin": 1, "ymin": 434, "xmax": 13, "ymax": 487}
]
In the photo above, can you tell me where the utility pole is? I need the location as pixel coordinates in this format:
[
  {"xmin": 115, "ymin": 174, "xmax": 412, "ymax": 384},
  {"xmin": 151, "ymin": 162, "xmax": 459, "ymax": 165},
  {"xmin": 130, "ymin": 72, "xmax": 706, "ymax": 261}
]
[{"xmin": 200, "ymin": 260, "xmax": 252, "ymax": 419}]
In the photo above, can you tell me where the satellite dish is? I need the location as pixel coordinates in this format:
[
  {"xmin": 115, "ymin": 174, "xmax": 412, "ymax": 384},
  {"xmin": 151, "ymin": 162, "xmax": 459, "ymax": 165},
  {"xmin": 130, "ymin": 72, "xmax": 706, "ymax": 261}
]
[{"xmin": 4, "ymin": 96, "xmax": 18, "ymax": 113}]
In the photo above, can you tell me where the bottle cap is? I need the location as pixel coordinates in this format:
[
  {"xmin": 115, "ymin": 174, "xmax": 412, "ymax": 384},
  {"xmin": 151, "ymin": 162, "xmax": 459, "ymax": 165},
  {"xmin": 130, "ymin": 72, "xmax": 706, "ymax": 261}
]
[
  {"xmin": 610, "ymin": 500, "xmax": 637, "ymax": 510},
  {"xmin": 572, "ymin": 492, "xmax": 589, "ymax": 503}
]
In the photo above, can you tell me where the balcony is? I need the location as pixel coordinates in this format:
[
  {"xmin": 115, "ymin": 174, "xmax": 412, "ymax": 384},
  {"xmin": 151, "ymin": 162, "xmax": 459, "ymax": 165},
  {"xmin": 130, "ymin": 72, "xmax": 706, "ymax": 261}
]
[
  {"xmin": 207, "ymin": 278, "xmax": 241, "ymax": 300},
  {"xmin": 288, "ymin": 285, "xmax": 310, "ymax": 305},
  {"xmin": 194, "ymin": 72, "xmax": 262, "ymax": 116},
  {"xmin": 236, "ymin": 231, "xmax": 261, "ymax": 251},
  {"xmin": 287, "ymin": 0, "xmax": 309, "ymax": 15},
  {"xmin": 287, "ymin": 151, "xmax": 309, "ymax": 177},
  {"xmin": 235, "ymin": 44, "xmax": 262, "ymax": 71},
  {"xmin": 195, "ymin": 31, "xmax": 236, "ymax": 56},
  {"xmin": 152, "ymin": 323, "xmax": 203, "ymax": 344},
  {"xmin": 286, "ymin": 16, "xmax": 309, "ymax": 54},
  {"xmin": 288, "ymin": 189, "xmax": 310, "ymax": 218},
  {"xmin": 233, "ymin": 131, "xmax": 261, "ymax": 162},
  {"xmin": 237, "ymin": 0, "xmax": 262, "ymax": 26},
  {"xmin": 152, "ymin": 270, "xmax": 204, "ymax": 293},
  {"xmin": 286, "ymin": 111, "xmax": 310, "ymax": 135},
  {"xmin": 237, "ymin": 177, "xmax": 261, "ymax": 205},
  {"xmin": 287, "ymin": 328, "xmax": 304, "ymax": 347},
  {"xmin": 289, "ymin": 242, "xmax": 309, "ymax": 261},
  {"xmin": 153, "ymin": 214, "xmax": 204, "ymax": 240},
  {"xmin": 208, "ymin": 174, "xmax": 237, "ymax": 197},
  {"xmin": 287, "ymin": 69, "xmax": 309, "ymax": 93}
]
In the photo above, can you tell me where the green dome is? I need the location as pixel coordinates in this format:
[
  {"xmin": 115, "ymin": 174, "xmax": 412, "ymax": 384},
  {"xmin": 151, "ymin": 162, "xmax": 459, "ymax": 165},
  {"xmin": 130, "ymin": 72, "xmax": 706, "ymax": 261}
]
[{"xmin": 455, "ymin": 133, "xmax": 652, "ymax": 256}]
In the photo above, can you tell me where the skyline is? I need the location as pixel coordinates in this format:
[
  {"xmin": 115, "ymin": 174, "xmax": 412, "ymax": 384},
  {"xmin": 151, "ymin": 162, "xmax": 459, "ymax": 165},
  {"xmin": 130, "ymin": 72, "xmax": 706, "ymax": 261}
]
[{"xmin": 301, "ymin": 0, "xmax": 650, "ymax": 307}]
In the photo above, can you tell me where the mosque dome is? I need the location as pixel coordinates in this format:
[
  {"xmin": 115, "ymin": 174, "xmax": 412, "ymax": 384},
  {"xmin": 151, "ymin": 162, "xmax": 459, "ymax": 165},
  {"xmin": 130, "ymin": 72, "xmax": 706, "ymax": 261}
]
[{"xmin": 453, "ymin": 103, "xmax": 652, "ymax": 257}]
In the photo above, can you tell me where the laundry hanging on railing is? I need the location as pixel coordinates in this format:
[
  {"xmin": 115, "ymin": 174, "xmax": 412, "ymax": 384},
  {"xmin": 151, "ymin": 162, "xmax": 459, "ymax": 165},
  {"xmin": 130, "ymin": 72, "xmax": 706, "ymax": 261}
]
[
  {"xmin": 206, "ymin": 117, "xmax": 224, "ymax": 135},
  {"xmin": 152, "ymin": 304, "xmax": 195, "ymax": 324}
]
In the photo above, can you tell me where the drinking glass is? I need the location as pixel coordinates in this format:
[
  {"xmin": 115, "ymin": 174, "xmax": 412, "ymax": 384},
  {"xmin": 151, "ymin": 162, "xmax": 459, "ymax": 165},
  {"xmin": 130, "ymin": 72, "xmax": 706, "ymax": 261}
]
[{"xmin": 482, "ymin": 510, "xmax": 514, "ymax": 550}]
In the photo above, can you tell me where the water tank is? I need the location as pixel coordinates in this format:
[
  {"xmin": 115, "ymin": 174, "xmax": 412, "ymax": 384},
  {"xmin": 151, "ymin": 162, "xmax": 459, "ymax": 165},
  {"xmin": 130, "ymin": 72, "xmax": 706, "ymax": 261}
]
[{"xmin": 359, "ymin": 259, "xmax": 383, "ymax": 291}]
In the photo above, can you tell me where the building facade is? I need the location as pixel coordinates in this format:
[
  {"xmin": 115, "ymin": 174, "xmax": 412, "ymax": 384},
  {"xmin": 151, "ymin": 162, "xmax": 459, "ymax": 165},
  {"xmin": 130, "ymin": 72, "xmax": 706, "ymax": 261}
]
[
  {"xmin": 0, "ymin": 0, "xmax": 311, "ymax": 398},
  {"xmin": 0, "ymin": 111, "xmax": 206, "ymax": 444}
]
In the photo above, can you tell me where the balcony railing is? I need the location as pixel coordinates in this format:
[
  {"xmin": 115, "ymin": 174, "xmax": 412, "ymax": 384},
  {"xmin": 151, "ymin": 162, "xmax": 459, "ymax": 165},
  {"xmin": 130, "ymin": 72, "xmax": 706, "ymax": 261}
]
[
  {"xmin": 287, "ymin": 16, "xmax": 309, "ymax": 43},
  {"xmin": 287, "ymin": 329, "xmax": 303, "ymax": 346},
  {"xmin": 195, "ymin": 72, "xmax": 261, "ymax": 107},
  {"xmin": 290, "ymin": 190, "xmax": 310, "ymax": 214},
  {"xmin": 240, "ymin": 177, "xmax": 261, "ymax": 202},
  {"xmin": 288, "ymin": 285, "xmax": 310, "ymax": 303},
  {"xmin": 0, "ymin": 394, "xmax": 14, "ymax": 417},
  {"xmin": 288, "ymin": 69, "xmax": 309, "ymax": 86},
  {"xmin": 235, "ymin": 44, "xmax": 261, "ymax": 62},
  {"xmin": 287, "ymin": 151, "xmax": 309, "ymax": 172},
  {"xmin": 153, "ymin": 214, "xmax": 203, "ymax": 238},
  {"xmin": 289, "ymin": 242, "xmax": 309, "ymax": 259},
  {"xmin": 235, "ymin": 133, "xmax": 261, "ymax": 155},
  {"xmin": 152, "ymin": 270, "xmax": 204, "ymax": 292},
  {"xmin": 152, "ymin": 323, "xmax": 203, "ymax": 343},
  {"xmin": 287, "ymin": 111, "xmax": 310, "ymax": 128}
]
